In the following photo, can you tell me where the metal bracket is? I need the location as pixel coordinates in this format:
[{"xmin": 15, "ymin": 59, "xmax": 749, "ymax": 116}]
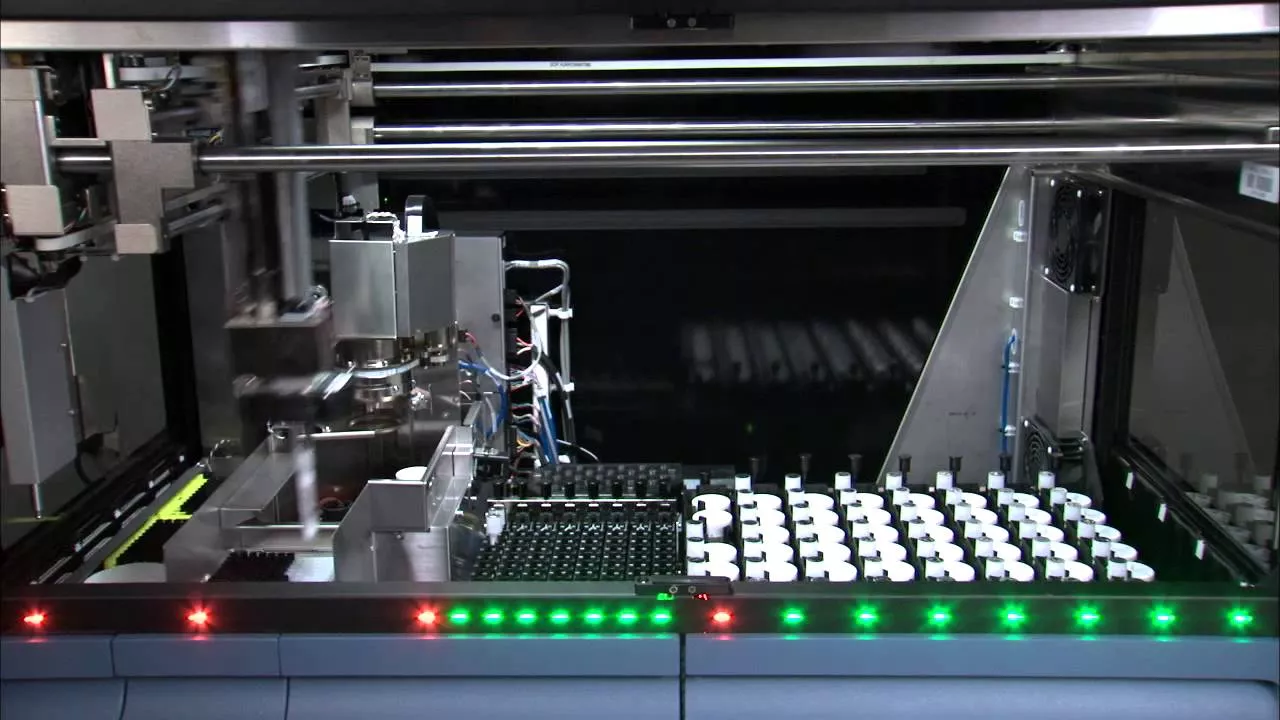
[
  {"xmin": 1, "ymin": 67, "xmax": 64, "ymax": 236},
  {"xmin": 350, "ymin": 51, "xmax": 373, "ymax": 107},
  {"xmin": 109, "ymin": 141, "xmax": 196, "ymax": 254}
]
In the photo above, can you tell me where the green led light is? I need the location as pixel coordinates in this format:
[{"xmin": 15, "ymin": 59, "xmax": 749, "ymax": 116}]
[
  {"xmin": 549, "ymin": 609, "xmax": 572, "ymax": 625},
  {"xmin": 656, "ymin": 593, "xmax": 675, "ymax": 601},
  {"xmin": 516, "ymin": 609, "xmax": 538, "ymax": 625},
  {"xmin": 853, "ymin": 606, "xmax": 880, "ymax": 628},
  {"xmin": 782, "ymin": 608, "xmax": 806, "ymax": 626},
  {"xmin": 1150, "ymin": 606, "xmax": 1176, "ymax": 630},
  {"xmin": 482, "ymin": 609, "xmax": 505, "ymax": 626},
  {"xmin": 650, "ymin": 609, "xmax": 673, "ymax": 626},
  {"xmin": 1001, "ymin": 604, "xmax": 1027, "ymax": 629},
  {"xmin": 1228, "ymin": 608, "xmax": 1254, "ymax": 630},
  {"xmin": 1075, "ymin": 606, "xmax": 1101, "ymax": 629},
  {"xmin": 448, "ymin": 609, "xmax": 471, "ymax": 625},
  {"xmin": 617, "ymin": 609, "xmax": 640, "ymax": 626},
  {"xmin": 583, "ymin": 609, "xmax": 605, "ymax": 626},
  {"xmin": 927, "ymin": 606, "xmax": 952, "ymax": 628}
]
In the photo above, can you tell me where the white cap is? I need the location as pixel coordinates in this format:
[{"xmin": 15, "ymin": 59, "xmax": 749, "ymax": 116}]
[
  {"xmin": 1077, "ymin": 520, "xmax": 1097, "ymax": 540},
  {"xmin": 752, "ymin": 494, "xmax": 783, "ymax": 512},
  {"xmin": 964, "ymin": 520, "xmax": 985, "ymax": 539},
  {"xmin": 692, "ymin": 509, "xmax": 733, "ymax": 540},
  {"xmin": 742, "ymin": 508, "xmax": 786, "ymax": 528},
  {"xmin": 987, "ymin": 471, "xmax": 1006, "ymax": 489},
  {"xmin": 890, "ymin": 487, "xmax": 910, "ymax": 506},
  {"xmin": 876, "ymin": 542, "xmax": 909, "ymax": 563},
  {"xmin": 1026, "ymin": 508, "xmax": 1053, "ymax": 526},
  {"xmin": 834, "ymin": 471, "xmax": 853, "ymax": 490},
  {"xmin": 823, "ymin": 561, "xmax": 859, "ymax": 582},
  {"xmin": 741, "ymin": 524, "xmax": 790, "ymax": 545},
  {"xmin": 1037, "ymin": 471, "xmax": 1056, "ymax": 490},
  {"xmin": 686, "ymin": 520, "xmax": 706, "ymax": 540},
  {"xmin": 707, "ymin": 562, "xmax": 740, "ymax": 581},
  {"xmin": 784, "ymin": 473, "xmax": 803, "ymax": 491},
  {"xmin": 1012, "ymin": 492, "xmax": 1040, "ymax": 509},
  {"xmin": 1018, "ymin": 519, "xmax": 1040, "ymax": 539},
  {"xmin": 1032, "ymin": 536, "xmax": 1052, "ymax": 558},
  {"xmin": 686, "ymin": 558, "xmax": 709, "ymax": 575},
  {"xmin": 395, "ymin": 466, "xmax": 428, "ymax": 481},
  {"xmin": 1008, "ymin": 502, "xmax": 1028, "ymax": 522},
  {"xmin": 762, "ymin": 542, "xmax": 795, "ymax": 564},
  {"xmin": 1107, "ymin": 560, "xmax": 1129, "ymax": 579},
  {"xmin": 975, "ymin": 536, "xmax": 995, "ymax": 558},
  {"xmin": 485, "ymin": 507, "xmax": 506, "ymax": 544},
  {"xmin": 926, "ymin": 525, "xmax": 955, "ymax": 544},
  {"xmin": 1095, "ymin": 524, "xmax": 1122, "ymax": 542},
  {"xmin": 1046, "ymin": 557, "xmax": 1067, "ymax": 579},
  {"xmin": 1065, "ymin": 561, "xmax": 1095, "ymax": 582},
  {"xmin": 1036, "ymin": 525, "xmax": 1065, "ymax": 543},
  {"xmin": 996, "ymin": 488, "xmax": 1016, "ymax": 506},
  {"xmin": 916, "ymin": 538, "xmax": 937, "ymax": 557},
  {"xmin": 763, "ymin": 561, "xmax": 798, "ymax": 582},
  {"xmin": 814, "ymin": 524, "xmax": 846, "ymax": 545},
  {"xmin": 907, "ymin": 493, "xmax": 936, "ymax": 509},
  {"xmin": 792, "ymin": 505, "xmax": 813, "ymax": 523},
  {"xmin": 936, "ymin": 543, "xmax": 966, "ymax": 564},
  {"xmin": 993, "ymin": 542, "xmax": 1021, "ymax": 562},
  {"xmin": 1049, "ymin": 487, "xmax": 1070, "ymax": 506},
  {"xmin": 935, "ymin": 471, "xmax": 955, "ymax": 490},
  {"xmin": 943, "ymin": 487, "xmax": 964, "ymax": 506},
  {"xmin": 736, "ymin": 491, "xmax": 757, "ymax": 509},
  {"xmin": 945, "ymin": 562, "xmax": 976, "ymax": 582},
  {"xmin": 1007, "ymin": 561, "xmax": 1036, "ymax": 582},
  {"xmin": 1126, "ymin": 561, "xmax": 1156, "ymax": 582},
  {"xmin": 848, "ymin": 521, "xmax": 876, "ymax": 541},
  {"xmin": 805, "ymin": 493, "xmax": 837, "ymax": 511},
  {"xmin": 900, "ymin": 504, "xmax": 920, "ymax": 522},
  {"xmin": 907, "ymin": 519, "xmax": 930, "ymax": 540},
  {"xmin": 814, "ymin": 543, "xmax": 852, "ymax": 564},
  {"xmin": 915, "ymin": 508, "xmax": 945, "ymax": 527},
  {"xmin": 953, "ymin": 503, "xmax": 974, "ymax": 522},
  {"xmin": 1050, "ymin": 542, "xmax": 1079, "ymax": 562},
  {"xmin": 1082, "ymin": 508, "xmax": 1107, "ymax": 525},
  {"xmin": 744, "ymin": 559, "xmax": 768, "ymax": 580},
  {"xmin": 962, "ymin": 492, "xmax": 989, "ymax": 509},
  {"xmin": 971, "ymin": 508, "xmax": 999, "ymax": 525},
  {"xmin": 863, "ymin": 558, "xmax": 885, "ymax": 578},
  {"xmin": 686, "ymin": 537, "xmax": 708, "ymax": 559},
  {"xmin": 705, "ymin": 542, "xmax": 739, "ymax": 565},
  {"xmin": 885, "ymin": 560, "xmax": 917, "ymax": 582},
  {"xmin": 1064, "ymin": 502, "xmax": 1085, "ymax": 522},
  {"xmin": 1091, "ymin": 539, "xmax": 1112, "ymax": 558},
  {"xmin": 849, "ymin": 507, "xmax": 893, "ymax": 526},
  {"xmin": 807, "ymin": 508, "xmax": 840, "ymax": 527},
  {"xmin": 1066, "ymin": 492, "xmax": 1093, "ymax": 508},
  {"xmin": 981, "ymin": 525, "xmax": 1011, "ymax": 544},
  {"xmin": 985, "ymin": 557, "xmax": 1006, "ymax": 579},
  {"xmin": 693, "ymin": 494, "xmax": 732, "ymax": 512},
  {"xmin": 798, "ymin": 538, "xmax": 822, "ymax": 559},
  {"xmin": 884, "ymin": 471, "xmax": 905, "ymax": 490},
  {"xmin": 925, "ymin": 557, "xmax": 948, "ymax": 579},
  {"xmin": 844, "ymin": 492, "xmax": 885, "ymax": 510},
  {"xmin": 742, "ymin": 542, "xmax": 766, "ymax": 562},
  {"xmin": 734, "ymin": 474, "xmax": 753, "ymax": 491},
  {"xmin": 787, "ymin": 490, "xmax": 807, "ymax": 507},
  {"xmin": 804, "ymin": 560, "xmax": 827, "ymax": 579}
]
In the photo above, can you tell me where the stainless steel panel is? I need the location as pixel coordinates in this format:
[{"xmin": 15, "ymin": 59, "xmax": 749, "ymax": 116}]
[
  {"xmin": 0, "ymin": 278, "xmax": 77, "ymax": 486},
  {"xmin": 455, "ymin": 235, "xmax": 505, "ymax": 448},
  {"xmin": 440, "ymin": 208, "xmax": 959, "ymax": 231},
  {"xmin": 330, "ymin": 239, "xmax": 398, "ymax": 339},
  {"xmin": 64, "ymin": 255, "xmax": 166, "ymax": 456},
  {"xmin": 3, "ymin": 185, "xmax": 64, "ymax": 236},
  {"xmin": 1, "ymin": 69, "xmax": 54, "ymax": 186},
  {"xmin": 3, "ymin": 5, "xmax": 1277, "ymax": 50},
  {"xmin": 371, "ymin": 53, "xmax": 1078, "ymax": 73},
  {"xmin": 89, "ymin": 89, "xmax": 151, "ymax": 141},
  {"xmin": 109, "ymin": 140, "xmax": 196, "ymax": 253},
  {"xmin": 395, "ymin": 232, "xmax": 455, "ymax": 337},
  {"xmin": 880, "ymin": 166, "xmax": 1033, "ymax": 482}
]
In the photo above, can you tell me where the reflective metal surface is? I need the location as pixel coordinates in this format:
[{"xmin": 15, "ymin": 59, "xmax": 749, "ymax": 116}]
[
  {"xmin": 3, "ymin": 5, "xmax": 1276, "ymax": 50},
  {"xmin": 54, "ymin": 138, "xmax": 1280, "ymax": 176},
  {"xmin": 370, "ymin": 53, "xmax": 1079, "ymax": 73},
  {"xmin": 373, "ymin": 73, "xmax": 1274, "ymax": 98}
]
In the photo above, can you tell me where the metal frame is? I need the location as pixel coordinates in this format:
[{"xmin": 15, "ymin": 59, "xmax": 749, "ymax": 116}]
[{"xmin": 2, "ymin": 4, "xmax": 1277, "ymax": 50}]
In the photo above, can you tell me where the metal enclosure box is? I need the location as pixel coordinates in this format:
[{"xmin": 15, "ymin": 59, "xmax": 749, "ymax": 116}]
[
  {"xmin": 226, "ymin": 309, "xmax": 336, "ymax": 378},
  {"xmin": 330, "ymin": 232, "xmax": 457, "ymax": 340}
]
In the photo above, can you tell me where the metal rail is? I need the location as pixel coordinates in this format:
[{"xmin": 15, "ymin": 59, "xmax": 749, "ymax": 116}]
[
  {"xmin": 54, "ymin": 138, "xmax": 1280, "ymax": 176},
  {"xmin": 372, "ymin": 117, "xmax": 1194, "ymax": 142},
  {"xmin": 372, "ymin": 72, "xmax": 1273, "ymax": 98},
  {"xmin": 2, "ymin": 5, "xmax": 1277, "ymax": 50}
]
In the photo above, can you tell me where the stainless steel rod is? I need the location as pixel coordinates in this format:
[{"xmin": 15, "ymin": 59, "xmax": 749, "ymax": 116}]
[
  {"xmin": 55, "ymin": 138, "xmax": 1279, "ymax": 176},
  {"xmin": 373, "ymin": 73, "xmax": 1270, "ymax": 98},
  {"xmin": 295, "ymin": 81, "xmax": 343, "ymax": 100},
  {"xmin": 372, "ymin": 117, "xmax": 1190, "ymax": 141}
]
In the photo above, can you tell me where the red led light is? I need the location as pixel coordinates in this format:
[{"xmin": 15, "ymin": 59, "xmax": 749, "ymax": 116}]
[
  {"xmin": 712, "ymin": 610, "xmax": 733, "ymax": 625},
  {"xmin": 22, "ymin": 612, "xmax": 46, "ymax": 628},
  {"xmin": 186, "ymin": 609, "xmax": 210, "ymax": 627},
  {"xmin": 416, "ymin": 609, "xmax": 438, "ymax": 626}
]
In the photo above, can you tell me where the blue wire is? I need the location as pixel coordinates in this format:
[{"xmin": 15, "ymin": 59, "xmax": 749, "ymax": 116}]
[{"xmin": 999, "ymin": 331, "xmax": 1017, "ymax": 455}]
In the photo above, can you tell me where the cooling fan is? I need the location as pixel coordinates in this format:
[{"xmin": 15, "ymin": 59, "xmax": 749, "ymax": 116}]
[
  {"xmin": 1020, "ymin": 416, "xmax": 1084, "ymax": 485},
  {"xmin": 1044, "ymin": 180, "xmax": 1108, "ymax": 295}
]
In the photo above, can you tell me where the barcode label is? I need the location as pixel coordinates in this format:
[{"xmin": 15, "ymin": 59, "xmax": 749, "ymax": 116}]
[{"xmin": 1239, "ymin": 162, "xmax": 1279, "ymax": 203}]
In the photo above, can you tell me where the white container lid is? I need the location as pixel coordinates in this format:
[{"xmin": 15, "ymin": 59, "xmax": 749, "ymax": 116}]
[
  {"xmin": 395, "ymin": 466, "xmax": 428, "ymax": 481},
  {"xmin": 820, "ymin": 561, "xmax": 859, "ymax": 582},
  {"xmin": 884, "ymin": 560, "xmax": 917, "ymax": 582},
  {"xmin": 1035, "ymin": 525, "xmax": 1065, "ymax": 543},
  {"xmin": 741, "ymin": 524, "xmax": 790, "ymax": 545},
  {"xmin": 875, "ymin": 542, "xmax": 909, "ymax": 563},
  {"xmin": 1011, "ymin": 492, "xmax": 1040, "ymax": 509},
  {"xmin": 1065, "ymin": 561, "xmax": 1095, "ymax": 582},
  {"xmin": 944, "ymin": 561, "xmax": 976, "ymax": 582},
  {"xmin": 926, "ymin": 525, "xmax": 956, "ymax": 544},
  {"xmin": 762, "ymin": 542, "xmax": 795, "ymax": 564},
  {"xmin": 992, "ymin": 541, "xmax": 1021, "ymax": 562},
  {"xmin": 763, "ymin": 561, "xmax": 798, "ymax": 582},
  {"xmin": 706, "ymin": 561, "xmax": 740, "ymax": 581},
  {"xmin": 986, "ymin": 471, "xmax": 1006, "ymax": 489},
  {"xmin": 1065, "ymin": 492, "xmax": 1092, "ymax": 508},
  {"xmin": 935, "ymin": 471, "xmax": 955, "ymax": 490},
  {"xmin": 848, "ymin": 507, "xmax": 893, "ymax": 526},
  {"xmin": 1050, "ymin": 542, "xmax": 1079, "ymax": 562},
  {"xmin": 1126, "ymin": 561, "xmax": 1156, "ymax": 582},
  {"xmin": 834, "ymin": 471, "xmax": 854, "ymax": 490},
  {"xmin": 935, "ymin": 543, "xmax": 966, "ymax": 564},
  {"xmin": 692, "ymin": 508, "xmax": 733, "ymax": 539},
  {"xmin": 753, "ymin": 494, "xmax": 784, "ymax": 511},
  {"xmin": 884, "ymin": 471, "xmax": 905, "ymax": 490},
  {"xmin": 693, "ymin": 493, "xmax": 733, "ymax": 512},
  {"xmin": 704, "ymin": 542, "xmax": 738, "ymax": 565},
  {"xmin": 1006, "ymin": 560, "xmax": 1036, "ymax": 582},
  {"xmin": 813, "ymin": 543, "xmax": 853, "ymax": 565},
  {"xmin": 734, "ymin": 473, "xmax": 753, "ymax": 491}
]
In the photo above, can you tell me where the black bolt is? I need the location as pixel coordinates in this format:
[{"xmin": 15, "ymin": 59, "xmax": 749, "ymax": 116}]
[
  {"xmin": 999, "ymin": 453, "xmax": 1012, "ymax": 473},
  {"xmin": 898, "ymin": 455, "xmax": 912, "ymax": 473},
  {"xmin": 749, "ymin": 457, "xmax": 762, "ymax": 481},
  {"xmin": 490, "ymin": 313, "xmax": 502, "ymax": 323},
  {"xmin": 848, "ymin": 453, "xmax": 862, "ymax": 481},
  {"xmin": 949, "ymin": 456, "xmax": 963, "ymax": 474},
  {"xmin": 799, "ymin": 453, "xmax": 813, "ymax": 481}
]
